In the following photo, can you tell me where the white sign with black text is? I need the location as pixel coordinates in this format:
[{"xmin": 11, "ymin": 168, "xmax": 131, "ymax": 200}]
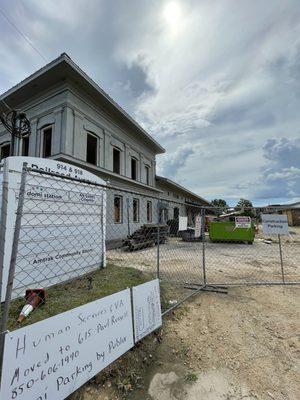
[
  {"xmin": 261, "ymin": 214, "xmax": 289, "ymax": 235},
  {"xmin": 0, "ymin": 157, "xmax": 106, "ymax": 301},
  {"xmin": 132, "ymin": 279, "xmax": 162, "ymax": 342},
  {"xmin": 194, "ymin": 215, "xmax": 202, "ymax": 238},
  {"xmin": 178, "ymin": 216, "xmax": 188, "ymax": 231},
  {"xmin": 235, "ymin": 216, "xmax": 251, "ymax": 229},
  {"xmin": 0, "ymin": 289, "xmax": 133, "ymax": 400}
]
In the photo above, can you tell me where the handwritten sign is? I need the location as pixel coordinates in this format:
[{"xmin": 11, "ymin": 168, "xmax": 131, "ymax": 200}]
[
  {"xmin": 178, "ymin": 216, "xmax": 188, "ymax": 231},
  {"xmin": 235, "ymin": 216, "xmax": 251, "ymax": 229},
  {"xmin": 261, "ymin": 214, "xmax": 289, "ymax": 235},
  {"xmin": 194, "ymin": 215, "xmax": 202, "ymax": 238},
  {"xmin": 132, "ymin": 279, "xmax": 162, "ymax": 342},
  {"xmin": 0, "ymin": 289, "xmax": 133, "ymax": 400},
  {"xmin": 0, "ymin": 157, "xmax": 106, "ymax": 301}
]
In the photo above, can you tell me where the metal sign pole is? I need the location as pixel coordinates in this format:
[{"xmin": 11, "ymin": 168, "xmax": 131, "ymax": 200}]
[
  {"xmin": 278, "ymin": 234, "xmax": 285, "ymax": 284},
  {"xmin": 201, "ymin": 208, "xmax": 207, "ymax": 286}
]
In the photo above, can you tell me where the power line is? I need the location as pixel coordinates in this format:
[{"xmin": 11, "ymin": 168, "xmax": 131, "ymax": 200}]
[{"xmin": 0, "ymin": 8, "xmax": 47, "ymax": 62}]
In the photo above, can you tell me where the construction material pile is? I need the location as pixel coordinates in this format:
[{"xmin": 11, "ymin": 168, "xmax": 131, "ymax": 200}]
[{"xmin": 123, "ymin": 224, "xmax": 169, "ymax": 251}]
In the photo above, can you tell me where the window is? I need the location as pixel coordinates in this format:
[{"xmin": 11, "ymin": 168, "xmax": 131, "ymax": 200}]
[
  {"xmin": 86, "ymin": 133, "xmax": 97, "ymax": 165},
  {"xmin": 42, "ymin": 126, "xmax": 52, "ymax": 158},
  {"xmin": 113, "ymin": 148, "xmax": 121, "ymax": 174},
  {"xmin": 145, "ymin": 165, "xmax": 150, "ymax": 185},
  {"xmin": 0, "ymin": 143, "xmax": 10, "ymax": 160},
  {"xmin": 147, "ymin": 201, "xmax": 152, "ymax": 223},
  {"xmin": 114, "ymin": 196, "xmax": 123, "ymax": 223},
  {"xmin": 133, "ymin": 198, "xmax": 139, "ymax": 222},
  {"xmin": 22, "ymin": 136, "xmax": 29, "ymax": 156},
  {"xmin": 131, "ymin": 157, "xmax": 137, "ymax": 180}
]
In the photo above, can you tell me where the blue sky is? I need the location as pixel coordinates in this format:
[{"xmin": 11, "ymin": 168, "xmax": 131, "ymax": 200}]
[{"xmin": 1, "ymin": 0, "xmax": 300, "ymax": 206}]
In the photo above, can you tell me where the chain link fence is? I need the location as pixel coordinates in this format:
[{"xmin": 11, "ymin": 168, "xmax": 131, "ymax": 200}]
[{"xmin": 0, "ymin": 164, "xmax": 299, "ymax": 376}]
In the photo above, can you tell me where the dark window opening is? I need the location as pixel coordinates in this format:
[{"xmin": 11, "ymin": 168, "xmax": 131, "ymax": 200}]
[
  {"xmin": 174, "ymin": 207, "xmax": 179, "ymax": 220},
  {"xmin": 86, "ymin": 133, "xmax": 97, "ymax": 165},
  {"xmin": 131, "ymin": 157, "xmax": 137, "ymax": 180},
  {"xmin": 147, "ymin": 201, "xmax": 152, "ymax": 223},
  {"xmin": 0, "ymin": 144, "xmax": 10, "ymax": 160},
  {"xmin": 114, "ymin": 196, "xmax": 123, "ymax": 223},
  {"xmin": 42, "ymin": 127, "xmax": 52, "ymax": 158},
  {"xmin": 113, "ymin": 148, "xmax": 121, "ymax": 174},
  {"xmin": 145, "ymin": 165, "xmax": 150, "ymax": 185},
  {"xmin": 22, "ymin": 136, "xmax": 29, "ymax": 156},
  {"xmin": 133, "ymin": 198, "xmax": 139, "ymax": 222}
]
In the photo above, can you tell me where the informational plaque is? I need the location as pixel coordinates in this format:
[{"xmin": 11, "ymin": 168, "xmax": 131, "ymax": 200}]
[
  {"xmin": 132, "ymin": 279, "xmax": 162, "ymax": 342},
  {"xmin": 0, "ymin": 289, "xmax": 133, "ymax": 400},
  {"xmin": 178, "ymin": 216, "xmax": 188, "ymax": 231},
  {"xmin": 194, "ymin": 215, "xmax": 202, "ymax": 238},
  {"xmin": 262, "ymin": 214, "xmax": 289, "ymax": 235},
  {"xmin": 235, "ymin": 216, "xmax": 251, "ymax": 229}
]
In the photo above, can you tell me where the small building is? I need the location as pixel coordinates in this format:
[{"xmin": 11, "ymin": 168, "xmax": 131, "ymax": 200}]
[{"xmin": 260, "ymin": 202, "xmax": 300, "ymax": 226}]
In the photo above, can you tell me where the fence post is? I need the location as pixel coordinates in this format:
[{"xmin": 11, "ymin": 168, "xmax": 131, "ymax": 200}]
[
  {"xmin": 278, "ymin": 234, "xmax": 285, "ymax": 284},
  {"xmin": 201, "ymin": 208, "xmax": 207, "ymax": 286},
  {"xmin": 157, "ymin": 224, "xmax": 160, "ymax": 280},
  {"xmin": 0, "ymin": 162, "xmax": 27, "ymax": 380},
  {"xmin": 0, "ymin": 162, "xmax": 27, "ymax": 333},
  {"xmin": 0, "ymin": 178, "xmax": 9, "ymax": 309}
]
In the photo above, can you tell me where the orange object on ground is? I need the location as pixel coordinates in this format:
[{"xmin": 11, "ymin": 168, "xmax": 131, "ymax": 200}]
[{"xmin": 17, "ymin": 288, "xmax": 46, "ymax": 323}]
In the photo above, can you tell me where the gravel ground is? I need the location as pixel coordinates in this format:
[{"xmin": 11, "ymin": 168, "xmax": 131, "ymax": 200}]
[{"xmin": 107, "ymin": 227, "xmax": 300, "ymax": 286}]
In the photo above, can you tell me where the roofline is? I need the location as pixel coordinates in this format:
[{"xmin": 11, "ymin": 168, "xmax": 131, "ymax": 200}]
[
  {"xmin": 0, "ymin": 53, "xmax": 165, "ymax": 154},
  {"xmin": 156, "ymin": 175, "xmax": 211, "ymax": 205}
]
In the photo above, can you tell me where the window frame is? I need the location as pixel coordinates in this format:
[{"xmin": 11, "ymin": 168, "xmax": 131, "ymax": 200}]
[
  {"xmin": 146, "ymin": 200, "xmax": 152, "ymax": 223},
  {"xmin": 41, "ymin": 125, "xmax": 53, "ymax": 158},
  {"xmin": 114, "ymin": 195, "xmax": 123, "ymax": 224},
  {"xmin": 145, "ymin": 165, "xmax": 150, "ymax": 185},
  {"xmin": 113, "ymin": 147, "xmax": 121, "ymax": 174},
  {"xmin": 132, "ymin": 198, "xmax": 140, "ymax": 223},
  {"xmin": 131, "ymin": 157, "xmax": 138, "ymax": 181},
  {"xmin": 22, "ymin": 135, "xmax": 29, "ymax": 156},
  {"xmin": 86, "ymin": 132, "xmax": 98, "ymax": 166}
]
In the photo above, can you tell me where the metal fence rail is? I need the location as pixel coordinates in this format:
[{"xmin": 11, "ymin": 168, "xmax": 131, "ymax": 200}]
[{"xmin": 0, "ymin": 164, "xmax": 299, "ymax": 380}]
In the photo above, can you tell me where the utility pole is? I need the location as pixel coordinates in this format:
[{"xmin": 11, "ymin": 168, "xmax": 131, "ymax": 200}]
[{"xmin": 0, "ymin": 108, "xmax": 31, "ymax": 156}]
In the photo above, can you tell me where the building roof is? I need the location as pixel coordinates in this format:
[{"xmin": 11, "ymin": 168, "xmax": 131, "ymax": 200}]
[
  {"xmin": 267, "ymin": 201, "xmax": 300, "ymax": 210},
  {"xmin": 0, "ymin": 53, "xmax": 165, "ymax": 154},
  {"xmin": 156, "ymin": 175, "xmax": 211, "ymax": 206}
]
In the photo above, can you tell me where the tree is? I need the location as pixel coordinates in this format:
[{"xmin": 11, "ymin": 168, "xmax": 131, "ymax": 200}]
[
  {"xmin": 211, "ymin": 199, "xmax": 229, "ymax": 209},
  {"xmin": 235, "ymin": 198, "xmax": 254, "ymax": 217}
]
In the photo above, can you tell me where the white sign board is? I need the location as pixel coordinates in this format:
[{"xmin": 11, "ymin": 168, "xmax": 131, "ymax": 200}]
[
  {"xmin": 132, "ymin": 279, "xmax": 162, "ymax": 342},
  {"xmin": 0, "ymin": 289, "xmax": 133, "ymax": 400},
  {"xmin": 261, "ymin": 214, "xmax": 289, "ymax": 235},
  {"xmin": 235, "ymin": 216, "xmax": 251, "ymax": 229},
  {"xmin": 178, "ymin": 216, "xmax": 188, "ymax": 231},
  {"xmin": 194, "ymin": 215, "xmax": 202, "ymax": 238},
  {"xmin": 0, "ymin": 157, "xmax": 106, "ymax": 301}
]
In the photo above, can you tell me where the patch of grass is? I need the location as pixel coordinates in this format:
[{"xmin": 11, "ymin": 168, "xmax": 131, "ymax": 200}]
[
  {"xmin": 7, "ymin": 264, "xmax": 153, "ymax": 331},
  {"xmin": 184, "ymin": 371, "xmax": 198, "ymax": 383}
]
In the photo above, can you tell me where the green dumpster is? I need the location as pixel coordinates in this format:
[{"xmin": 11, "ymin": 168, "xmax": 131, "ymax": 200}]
[{"xmin": 209, "ymin": 221, "xmax": 255, "ymax": 244}]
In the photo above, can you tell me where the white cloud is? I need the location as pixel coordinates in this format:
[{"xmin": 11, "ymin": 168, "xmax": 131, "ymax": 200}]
[{"xmin": 1, "ymin": 0, "xmax": 300, "ymax": 206}]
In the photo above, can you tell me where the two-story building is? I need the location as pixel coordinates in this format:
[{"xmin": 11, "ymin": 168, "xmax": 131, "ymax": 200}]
[{"xmin": 0, "ymin": 53, "xmax": 210, "ymax": 242}]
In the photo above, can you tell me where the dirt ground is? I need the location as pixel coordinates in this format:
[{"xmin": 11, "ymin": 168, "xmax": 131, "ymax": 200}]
[
  {"xmin": 73, "ymin": 284, "xmax": 300, "ymax": 400},
  {"xmin": 107, "ymin": 226, "xmax": 300, "ymax": 285}
]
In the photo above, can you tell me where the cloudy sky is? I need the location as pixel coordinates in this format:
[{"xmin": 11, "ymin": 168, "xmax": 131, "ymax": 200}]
[{"xmin": 1, "ymin": 0, "xmax": 300, "ymax": 206}]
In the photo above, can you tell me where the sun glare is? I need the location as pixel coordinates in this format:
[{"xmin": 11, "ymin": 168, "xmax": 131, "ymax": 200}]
[{"xmin": 163, "ymin": 1, "xmax": 182, "ymax": 32}]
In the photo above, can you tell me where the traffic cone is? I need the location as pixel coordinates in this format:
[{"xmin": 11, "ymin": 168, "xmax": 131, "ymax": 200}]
[{"xmin": 17, "ymin": 288, "xmax": 46, "ymax": 323}]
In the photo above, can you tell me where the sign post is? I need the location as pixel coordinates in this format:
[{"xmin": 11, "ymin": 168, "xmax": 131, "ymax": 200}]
[{"xmin": 261, "ymin": 214, "xmax": 289, "ymax": 284}]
